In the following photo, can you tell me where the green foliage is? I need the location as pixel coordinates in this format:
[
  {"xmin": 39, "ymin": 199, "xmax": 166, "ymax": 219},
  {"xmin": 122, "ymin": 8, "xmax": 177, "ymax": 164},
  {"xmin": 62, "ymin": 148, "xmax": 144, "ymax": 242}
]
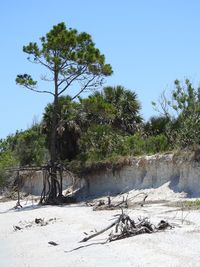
[
  {"xmin": 41, "ymin": 85, "xmax": 169, "ymax": 165},
  {"xmin": 15, "ymin": 74, "xmax": 37, "ymax": 88},
  {"xmin": 125, "ymin": 134, "xmax": 169, "ymax": 155},
  {"xmin": 42, "ymin": 85, "xmax": 143, "ymax": 162},
  {"xmin": 79, "ymin": 125, "xmax": 126, "ymax": 161},
  {"xmin": 0, "ymin": 140, "xmax": 18, "ymax": 187},
  {"xmin": 144, "ymin": 116, "xmax": 170, "ymax": 137},
  {"xmin": 14, "ymin": 126, "xmax": 49, "ymax": 166},
  {"xmin": 185, "ymin": 199, "xmax": 200, "ymax": 207},
  {"xmin": 78, "ymin": 124, "xmax": 169, "ymax": 164},
  {"xmin": 94, "ymin": 86, "xmax": 142, "ymax": 133},
  {"xmin": 16, "ymin": 22, "xmax": 113, "ymax": 95},
  {"xmin": 0, "ymin": 125, "xmax": 48, "ymax": 187},
  {"xmin": 152, "ymin": 79, "xmax": 200, "ymax": 148},
  {"xmin": 123, "ymin": 134, "xmax": 145, "ymax": 155},
  {"xmin": 80, "ymin": 94, "xmax": 116, "ymax": 126},
  {"xmin": 171, "ymin": 79, "xmax": 200, "ymax": 147},
  {"xmin": 144, "ymin": 134, "xmax": 169, "ymax": 154},
  {"xmin": 43, "ymin": 96, "xmax": 83, "ymax": 160},
  {"xmin": 1, "ymin": 125, "xmax": 48, "ymax": 167}
]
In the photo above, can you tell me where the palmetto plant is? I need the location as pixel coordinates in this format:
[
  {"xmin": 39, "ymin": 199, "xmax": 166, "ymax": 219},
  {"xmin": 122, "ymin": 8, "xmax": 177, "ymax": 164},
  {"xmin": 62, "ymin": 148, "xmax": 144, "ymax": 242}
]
[{"xmin": 91, "ymin": 86, "xmax": 142, "ymax": 134}]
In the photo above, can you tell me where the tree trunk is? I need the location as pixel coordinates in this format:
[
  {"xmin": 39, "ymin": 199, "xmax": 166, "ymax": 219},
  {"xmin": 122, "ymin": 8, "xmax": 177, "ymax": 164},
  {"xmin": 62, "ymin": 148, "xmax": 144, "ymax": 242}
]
[{"xmin": 48, "ymin": 70, "xmax": 59, "ymax": 202}]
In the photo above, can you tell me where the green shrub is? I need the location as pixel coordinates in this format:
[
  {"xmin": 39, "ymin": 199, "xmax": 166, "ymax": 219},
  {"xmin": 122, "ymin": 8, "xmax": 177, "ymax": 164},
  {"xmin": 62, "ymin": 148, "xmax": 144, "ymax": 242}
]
[
  {"xmin": 14, "ymin": 127, "xmax": 49, "ymax": 166},
  {"xmin": 185, "ymin": 199, "xmax": 200, "ymax": 207},
  {"xmin": 125, "ymin": 134, "xmax": 170, "ymax": 155},
  {"xmin": 152, "ymin": 79, "xmax": 200, "ymax": 148},
  {"xmin": 0, "ymin": 150, "xmax": 18, "ymax": 187},
  {"xmin": 145, "ymin": 134, "xmax": 169, "ymax": 154},
  {"xmin": 79, "ymin": 124, "xmax": 126, "ymax": 161},
  {"xmin": 124, "ymin": 134, "xmax": 146, "ymax": 155}
]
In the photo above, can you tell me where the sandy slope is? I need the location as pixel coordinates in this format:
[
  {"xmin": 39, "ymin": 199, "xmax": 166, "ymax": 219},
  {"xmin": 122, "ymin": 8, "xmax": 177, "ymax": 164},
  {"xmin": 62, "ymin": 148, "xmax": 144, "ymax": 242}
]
[{"xmin": 1, "ymin": 186, "xmax": 200, "ymax": 267}]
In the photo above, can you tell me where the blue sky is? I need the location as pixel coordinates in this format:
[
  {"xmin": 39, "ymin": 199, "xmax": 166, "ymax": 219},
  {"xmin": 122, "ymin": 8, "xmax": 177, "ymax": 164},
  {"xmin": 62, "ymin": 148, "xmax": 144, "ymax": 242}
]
[{"xmin": 1, "ymin": 0, "xmax": 200, "ymax": 138}]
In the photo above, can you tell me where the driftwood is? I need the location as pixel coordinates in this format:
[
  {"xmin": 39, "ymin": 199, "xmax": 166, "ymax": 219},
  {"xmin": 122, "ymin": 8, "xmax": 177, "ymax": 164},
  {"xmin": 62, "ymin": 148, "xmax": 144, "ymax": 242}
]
[
  {"xmin": 65, "ymin": 210, "xmax": 173, "ymax": 253},
  {"xmin": 127, "ymin": 192, "xmax": 148, "ymax": 207},
  {"xmin": 91, "ymin": 195, "xmax": 129, "ymax": 211},
  {"xmin": 88, "ymin": 193, "xmax": 148, "ymax": 211},
  {"xmin": 80, "ymin": 210, "xmax": 173, "ymax": 243},
  {"xmin": 80, "ymin": 216, "xmax": 121, "ymax": 242}
]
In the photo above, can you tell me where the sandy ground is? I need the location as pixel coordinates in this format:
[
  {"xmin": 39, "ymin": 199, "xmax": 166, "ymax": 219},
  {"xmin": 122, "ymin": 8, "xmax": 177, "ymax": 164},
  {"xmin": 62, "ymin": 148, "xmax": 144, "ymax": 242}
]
[{"xmin": 1, "ymin": 183, "xmax": 200, "ymax": 267}]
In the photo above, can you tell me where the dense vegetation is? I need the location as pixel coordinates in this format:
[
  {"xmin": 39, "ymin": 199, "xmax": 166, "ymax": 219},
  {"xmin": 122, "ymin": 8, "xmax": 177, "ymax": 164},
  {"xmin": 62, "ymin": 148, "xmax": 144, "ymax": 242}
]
[{"xmin": 1, "ymin": 78, "xmax": 200, "ymax": 187}]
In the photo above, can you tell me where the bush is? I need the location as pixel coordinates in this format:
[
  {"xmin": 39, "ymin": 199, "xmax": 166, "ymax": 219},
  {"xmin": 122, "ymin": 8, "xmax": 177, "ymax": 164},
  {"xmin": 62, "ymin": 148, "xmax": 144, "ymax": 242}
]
[
  {"xmin": 125, "ymin": 134, "xmax": 170, "ymax": 155},
  {"xmin": 124, "ymin": 134, "xmax": 146, "ymax": 155},
  {"xmin": 79, "ymin": 124, "xmax": 126, "ymax": 161},
  {"xmin": 145, "ymin": 134, "xmax": 169, "ymax": 154},
  {"xmin": 14, "ymin": 126, "xmax": 49, "ymax": 166},
  {"xmin": 0, "ymin": 150, "xmax": 18, "ymax": 187},
  {"xmin": 152, "ymin": 79, "xmax": 200, "ymax": 148}
]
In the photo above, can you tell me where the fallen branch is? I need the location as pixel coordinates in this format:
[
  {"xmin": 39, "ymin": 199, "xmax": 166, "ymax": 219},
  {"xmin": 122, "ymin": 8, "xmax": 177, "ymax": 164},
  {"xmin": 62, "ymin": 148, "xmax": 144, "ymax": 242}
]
[
  {"xmin": 65, "ymin": 240, "xmax": 108, "ymax": 253},
  {"xmin": 80, "ymin": 211, "xmax": 173, "ymax": 243},
  {"xmin": 92, "ymin": 195, "xmax": 128, "ymax": 211},
  {"xmin": 89, "ymin": 192, "xmax": 149, "ymax": 211},
  {"xmin": 80, "ymin": 216, "xmax": 121, "ymax": 242},
  {"xmin": 66, "ymin": 211, "xmax": 173, "ymax": 253}
]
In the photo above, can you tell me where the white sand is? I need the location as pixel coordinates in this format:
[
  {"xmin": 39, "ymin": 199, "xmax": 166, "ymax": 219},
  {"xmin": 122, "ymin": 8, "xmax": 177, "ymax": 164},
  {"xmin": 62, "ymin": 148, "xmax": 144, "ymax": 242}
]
[{"xmin": 1, "ymin": 185, "xmax": 200, "ymax": 267}]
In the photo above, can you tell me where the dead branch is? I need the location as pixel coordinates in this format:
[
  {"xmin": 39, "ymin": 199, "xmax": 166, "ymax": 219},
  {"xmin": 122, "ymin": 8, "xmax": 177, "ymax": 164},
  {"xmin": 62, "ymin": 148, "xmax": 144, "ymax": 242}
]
[
  {"xmin": 66, "ymin": 211, "xmax": 173, "ymax": 253},
  {"xmin": 65, "ymin": 240, "xmax": 108, "ymax": 253},
  {"xmin": 90, "ymin": 192, "xmax": 149, "ymax": 212},
  {"xmin": 80, "ymin": 211, "xmax": 173, "ymax": 243},
  {"xmin": 92, "ymin": 195, "xmax": 129, "ymax": 211},
  {"xmin": 127, "ymin": 192, "xmax": 148, "ymax": 205},
  {"xmin": 80, "ymin": 216, "xmax": 121, "ymax": 242}
]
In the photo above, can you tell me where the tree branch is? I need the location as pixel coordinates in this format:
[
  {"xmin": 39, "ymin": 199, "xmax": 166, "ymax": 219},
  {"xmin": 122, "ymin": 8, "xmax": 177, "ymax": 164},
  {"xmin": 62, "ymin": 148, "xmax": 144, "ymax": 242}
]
[
  {"xmin": 23, "ymin": 85, "xmax": 55, "ymax": 96},
  {"xmin": 71, "ymin": 76, "xmax": 97, "ymax": 100},
  {"xmin": 57, "ymin": 66, "xmax": 82, "ymax": 87},
  {"xmin": 38, "ymin": 58, "xmax": 54, "ymax": 72},
  {"xmin": 57, "ymin": 66, "xmax": 87, "ymax": 96},
  {"xmin": 27, "ymin": 56, "xmax": 54, "ymax": 72},
  {"xmin": 40, "ymin": 74, "xmax": 54, "ymax": 82}
]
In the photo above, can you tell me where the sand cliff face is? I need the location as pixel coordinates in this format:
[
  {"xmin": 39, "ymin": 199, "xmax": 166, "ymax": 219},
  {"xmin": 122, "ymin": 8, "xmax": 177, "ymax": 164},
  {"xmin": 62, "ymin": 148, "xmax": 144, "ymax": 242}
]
[
  {"xmin": 82, "ymin": 153, "xmax": 200, "ymax": 198},
  {"xmin": 21, "ymin": 153, "xmax": 200, "ymax": 198},
  {"xmin": 21, "ymin": 171, "xmax": 76, "ymax": 196}
]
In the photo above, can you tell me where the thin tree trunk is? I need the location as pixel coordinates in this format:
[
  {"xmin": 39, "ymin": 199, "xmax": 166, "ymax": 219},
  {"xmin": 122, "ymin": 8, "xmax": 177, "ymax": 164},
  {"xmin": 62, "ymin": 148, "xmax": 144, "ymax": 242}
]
[{"xmin": 48, "ymin": 69, "xmax": 59, "ymax": 202}]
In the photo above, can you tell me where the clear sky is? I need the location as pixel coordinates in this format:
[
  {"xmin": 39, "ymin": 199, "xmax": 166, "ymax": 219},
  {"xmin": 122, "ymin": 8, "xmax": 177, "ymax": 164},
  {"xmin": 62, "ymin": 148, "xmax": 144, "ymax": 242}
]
[{"xmin": 1, "ymin": 0, "xmax": 200, "ymax": 139}]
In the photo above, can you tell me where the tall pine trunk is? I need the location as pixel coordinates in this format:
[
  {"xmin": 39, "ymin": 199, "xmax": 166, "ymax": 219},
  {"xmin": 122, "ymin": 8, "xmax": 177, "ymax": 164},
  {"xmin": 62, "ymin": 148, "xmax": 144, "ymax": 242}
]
[{"xmin": 48, "ymin": 70, "xmax": 59, "ymax": 202}]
